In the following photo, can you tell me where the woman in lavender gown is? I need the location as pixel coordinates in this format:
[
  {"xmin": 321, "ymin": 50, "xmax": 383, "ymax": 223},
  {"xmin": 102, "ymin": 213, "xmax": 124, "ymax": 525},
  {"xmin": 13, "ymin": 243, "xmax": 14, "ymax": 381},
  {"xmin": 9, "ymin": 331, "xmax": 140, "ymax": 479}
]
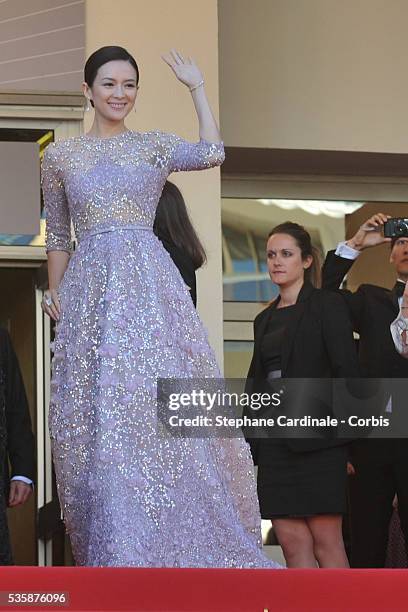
[{"xmin": 41, "ymin": 46, "xmax": 279, "ymax": 568}]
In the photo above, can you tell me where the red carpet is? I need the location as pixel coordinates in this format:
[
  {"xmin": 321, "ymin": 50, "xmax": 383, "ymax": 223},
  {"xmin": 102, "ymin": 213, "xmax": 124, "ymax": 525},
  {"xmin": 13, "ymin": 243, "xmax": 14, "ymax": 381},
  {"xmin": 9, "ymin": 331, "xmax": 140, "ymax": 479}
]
[{"xmin": 0, "ymin": 567, "xmax": 407, "ymax": 611}]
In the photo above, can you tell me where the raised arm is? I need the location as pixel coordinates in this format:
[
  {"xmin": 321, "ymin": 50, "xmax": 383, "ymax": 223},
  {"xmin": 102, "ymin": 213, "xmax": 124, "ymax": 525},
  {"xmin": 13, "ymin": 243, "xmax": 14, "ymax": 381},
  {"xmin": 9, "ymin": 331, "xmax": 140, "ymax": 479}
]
[
  {"xmin": 41, "ymin": 144, "xmax": 72, "ymax": 321},
  {"xmin": 322, "ymin": 213, "xmax": 391, "ymax": 331},
  {"xmin": 162, "ymin": 49, "xmax": 221, "ymax": 143},
  {"xmin": 323, "ymin": 213, "xmax": 391, "ymax": 289}
]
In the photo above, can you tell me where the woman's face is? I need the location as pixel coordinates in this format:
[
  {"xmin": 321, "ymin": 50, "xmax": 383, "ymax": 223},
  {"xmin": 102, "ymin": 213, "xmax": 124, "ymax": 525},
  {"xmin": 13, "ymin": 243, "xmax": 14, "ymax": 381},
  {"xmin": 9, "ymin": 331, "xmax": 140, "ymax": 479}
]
[
  {"xmin": 266, "ymin": 233, "xmax": 312, "ymax": 287},
  {"xmin": 84, "ymin": 60, "xmax": 138, "ymax": 122}
]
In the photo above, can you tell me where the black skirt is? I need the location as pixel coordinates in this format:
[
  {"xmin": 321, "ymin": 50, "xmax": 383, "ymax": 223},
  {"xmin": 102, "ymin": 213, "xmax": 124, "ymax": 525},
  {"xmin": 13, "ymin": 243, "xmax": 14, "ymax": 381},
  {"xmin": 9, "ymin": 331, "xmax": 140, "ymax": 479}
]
[{"xmin": 257, "ymin": 440, "xmax": 348, "ymax": 518}]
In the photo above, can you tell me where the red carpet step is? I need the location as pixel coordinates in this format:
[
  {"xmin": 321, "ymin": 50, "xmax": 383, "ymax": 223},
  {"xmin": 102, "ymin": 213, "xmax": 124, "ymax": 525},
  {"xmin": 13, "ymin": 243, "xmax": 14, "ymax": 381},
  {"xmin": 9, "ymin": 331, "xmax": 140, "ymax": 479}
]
[{"xmin": 0, "ymin": 567, "xmax": 407, "ymax": 611}]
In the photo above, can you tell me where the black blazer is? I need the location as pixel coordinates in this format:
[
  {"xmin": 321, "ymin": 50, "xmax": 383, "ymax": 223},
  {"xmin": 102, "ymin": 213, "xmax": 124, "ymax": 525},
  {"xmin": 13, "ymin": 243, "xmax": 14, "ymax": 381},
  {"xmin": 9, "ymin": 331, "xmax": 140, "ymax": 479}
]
[
  {"xmin": 0, "ymin": 328, "xmax": 35, "ymax": 485},
  {"xmin": 246, "ymin": 283, "xmax": 360, "ymax": 458}
]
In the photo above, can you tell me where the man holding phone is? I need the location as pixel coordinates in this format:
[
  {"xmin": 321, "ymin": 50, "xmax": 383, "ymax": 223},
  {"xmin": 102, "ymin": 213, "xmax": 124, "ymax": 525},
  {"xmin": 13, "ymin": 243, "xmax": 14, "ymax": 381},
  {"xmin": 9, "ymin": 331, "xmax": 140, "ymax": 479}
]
[{"xmin": 322, "ymin": 213, "xmax": 408, "ymax": 567}]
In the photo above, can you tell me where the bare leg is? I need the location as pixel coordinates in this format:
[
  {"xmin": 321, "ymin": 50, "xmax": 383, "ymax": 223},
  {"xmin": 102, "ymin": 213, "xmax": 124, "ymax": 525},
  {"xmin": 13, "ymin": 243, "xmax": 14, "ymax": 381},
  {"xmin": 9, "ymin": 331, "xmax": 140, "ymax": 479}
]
[
  {"xmin": 307, "ymin": 514, "xmax": 349, "ymax": 568},
  {"xmin": 272, "ymin": 518, "xmax": 317, "ymax": 568}
]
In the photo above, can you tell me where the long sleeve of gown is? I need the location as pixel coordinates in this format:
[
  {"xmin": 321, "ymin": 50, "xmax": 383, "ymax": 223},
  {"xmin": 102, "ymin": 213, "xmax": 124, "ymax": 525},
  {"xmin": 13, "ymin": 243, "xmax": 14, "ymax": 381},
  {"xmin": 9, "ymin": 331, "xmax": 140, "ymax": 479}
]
[
  {"xmin": 166, "ymin": 134, "xmax": 225, "ymax": 173},
  {"xmin": 41, "ymin": 144, "xmax": 72, "ymax": 253},
  {"xmin": 391, "ymin": 311, "xmax": 408, "ymax": 358}
]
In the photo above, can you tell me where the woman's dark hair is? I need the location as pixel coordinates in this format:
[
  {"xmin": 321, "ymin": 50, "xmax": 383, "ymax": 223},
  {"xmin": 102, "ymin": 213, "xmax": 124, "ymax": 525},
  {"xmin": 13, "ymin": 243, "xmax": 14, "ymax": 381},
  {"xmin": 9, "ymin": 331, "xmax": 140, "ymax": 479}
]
[
  {"xmin": 154, "ymin": 182, "xmax": 207, "ymax": 269},
  {"xmin": 268, "ymin": 221, "xmax": 321, "ymax": 287},
  {"xmin": 84, "ymin": 46, "xmax": 140, "ymax": 106}
]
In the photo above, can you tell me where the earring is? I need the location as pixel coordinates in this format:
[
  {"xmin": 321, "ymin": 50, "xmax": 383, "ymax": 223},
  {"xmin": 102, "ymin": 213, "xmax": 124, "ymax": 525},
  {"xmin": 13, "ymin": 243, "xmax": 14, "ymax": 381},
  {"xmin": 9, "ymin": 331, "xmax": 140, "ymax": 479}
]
[
  {"xmin": 84, "ymin": 99, "xmax": 91, "ymax": 112},
  {"xmin": 134, "ymin": 86, "xmax": 139, "ymax": 112}
]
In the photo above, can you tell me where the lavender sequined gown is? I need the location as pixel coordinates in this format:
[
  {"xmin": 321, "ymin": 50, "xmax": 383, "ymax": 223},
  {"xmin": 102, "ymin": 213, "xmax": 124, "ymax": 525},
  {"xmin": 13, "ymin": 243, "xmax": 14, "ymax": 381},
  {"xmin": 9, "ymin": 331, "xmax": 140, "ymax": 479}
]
[{"xmin": 42, "ymin": 130, "xmax": 277, "ymax": 568}]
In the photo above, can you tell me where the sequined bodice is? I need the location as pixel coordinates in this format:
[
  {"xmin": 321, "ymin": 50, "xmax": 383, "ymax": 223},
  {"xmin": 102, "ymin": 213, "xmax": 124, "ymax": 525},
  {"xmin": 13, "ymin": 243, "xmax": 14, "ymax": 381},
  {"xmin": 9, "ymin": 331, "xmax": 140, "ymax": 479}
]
[{"xmin": 42, "ymin": 130, "xmax": 224, "ymax": 250}]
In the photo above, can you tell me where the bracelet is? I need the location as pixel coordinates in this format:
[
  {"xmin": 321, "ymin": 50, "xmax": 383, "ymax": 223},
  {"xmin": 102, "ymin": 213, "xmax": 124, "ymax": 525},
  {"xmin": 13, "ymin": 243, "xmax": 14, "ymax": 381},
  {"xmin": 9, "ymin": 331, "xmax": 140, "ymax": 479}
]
[{"xmin": 189, "ymin": 80, "xmax": 204, "ymax": 93}]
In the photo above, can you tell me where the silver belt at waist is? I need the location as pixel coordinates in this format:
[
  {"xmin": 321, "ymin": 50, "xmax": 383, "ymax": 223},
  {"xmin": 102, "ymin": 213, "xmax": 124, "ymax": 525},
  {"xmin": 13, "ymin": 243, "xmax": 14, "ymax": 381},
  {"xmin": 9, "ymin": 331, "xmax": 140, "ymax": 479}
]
[{"xmin": 78, "ymin": 223, "xmax": 154, "ymax": 242}]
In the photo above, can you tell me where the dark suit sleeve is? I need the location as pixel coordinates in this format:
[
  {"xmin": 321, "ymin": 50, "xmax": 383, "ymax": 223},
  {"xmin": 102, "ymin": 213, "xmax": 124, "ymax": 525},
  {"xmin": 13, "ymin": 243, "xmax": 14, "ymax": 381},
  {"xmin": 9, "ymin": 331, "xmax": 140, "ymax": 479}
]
[
  {"xmin": 320, "ymin": 292, "xmax": 389, "ymax": 441},
  {"xmin": 3, "ymin": 331, "xmax": 35, "ymax": 482},
  {"xmin": 319, "ymin": 292, "xmax": 365, "ymax": 442},
  {"xmin": 321, "ymin": 250, "xmax": 364, "ymax": 332},
  {"xmin": 321, "ymin": 291, "xmax": 360, "ymax": 377},
  {"xmin": 322, "ymin": 250, "xmax": 354, "ymax": 290}
]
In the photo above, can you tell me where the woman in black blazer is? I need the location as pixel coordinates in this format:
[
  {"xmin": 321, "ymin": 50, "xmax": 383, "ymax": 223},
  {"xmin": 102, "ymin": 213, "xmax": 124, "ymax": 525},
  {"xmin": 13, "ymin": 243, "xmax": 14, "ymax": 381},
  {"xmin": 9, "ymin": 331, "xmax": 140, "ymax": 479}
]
[{"xmin": 246, "ymin": 222, "xmax": 359, "ymax": 568}]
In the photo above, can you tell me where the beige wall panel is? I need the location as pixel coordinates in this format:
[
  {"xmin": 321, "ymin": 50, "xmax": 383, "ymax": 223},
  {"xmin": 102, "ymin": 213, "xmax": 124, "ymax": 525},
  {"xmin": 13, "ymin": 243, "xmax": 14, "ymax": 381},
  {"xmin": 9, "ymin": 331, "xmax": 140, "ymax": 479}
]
[
  {"xmin": 85, "ymin": 0, "xmax": 224, "ymax": 364},
  {"xmin": 1, "ymin": 25, "xmax": 84, "ymax": 63},
  {"xmin": 0, "ymin": 0, "xmax": 84, "ymax": 91},
  {"xmin": 3, "ymin": 72, "xmax": 85, "ymax": 91},
  {"xmin": 0, "ymin": 49, "xmax": 84, "ymax": 82},
  {"xmin": 219, "ymin": 0, "xmax": 408, "ymax": 153},
  {"xmin": 0, "ymin": 3, "xmax": 83, "ymax": 44},
  {"xmin": 0, "ymin": 0, "xmax": 76, "ymax": 21}
]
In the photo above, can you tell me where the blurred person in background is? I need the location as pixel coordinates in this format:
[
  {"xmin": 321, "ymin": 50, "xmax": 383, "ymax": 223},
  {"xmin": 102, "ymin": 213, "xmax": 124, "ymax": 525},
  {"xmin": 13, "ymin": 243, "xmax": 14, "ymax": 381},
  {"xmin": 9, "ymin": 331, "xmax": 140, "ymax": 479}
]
[
  {"xmin": 154, "ymin": 181, "xmax": 206, "ymax": 307},
  {"xmin": 0, "ymin": 328, "xmax": 35, "ymax": 565}
]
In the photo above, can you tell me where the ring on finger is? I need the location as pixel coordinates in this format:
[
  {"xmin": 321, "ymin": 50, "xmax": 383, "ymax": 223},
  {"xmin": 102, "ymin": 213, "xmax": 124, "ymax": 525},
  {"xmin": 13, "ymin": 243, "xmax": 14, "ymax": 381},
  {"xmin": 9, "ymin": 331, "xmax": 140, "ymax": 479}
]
[{"xmin": 43, "ymin": 294, "xmax": 52, "ymax": 307}]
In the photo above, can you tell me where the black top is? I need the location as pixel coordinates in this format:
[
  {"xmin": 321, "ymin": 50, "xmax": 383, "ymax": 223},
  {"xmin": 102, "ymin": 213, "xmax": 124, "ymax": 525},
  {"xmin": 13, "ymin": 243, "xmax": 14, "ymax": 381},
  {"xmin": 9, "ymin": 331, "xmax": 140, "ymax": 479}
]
[
  {"xmin": 246, "ymin": 282, "xmax": 360, "ymax": 456},
  {"xmin": 158, "ymin": 235, "xmax": 197, "ymax": 307},
  {"xmin": 260, "ymin": 304, "xmax": 298, "ymax": 373}
]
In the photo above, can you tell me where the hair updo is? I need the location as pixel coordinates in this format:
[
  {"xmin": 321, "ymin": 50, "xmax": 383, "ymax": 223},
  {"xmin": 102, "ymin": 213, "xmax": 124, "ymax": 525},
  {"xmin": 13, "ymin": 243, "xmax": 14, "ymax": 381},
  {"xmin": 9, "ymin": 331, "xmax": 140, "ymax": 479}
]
[
  {"xmin": 268, "ymin": 221, "xmax": 321, "ymax": 287},
  {"xmin": 84, "ymin": 46, "xmax": 140, "ymax": 106}
]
